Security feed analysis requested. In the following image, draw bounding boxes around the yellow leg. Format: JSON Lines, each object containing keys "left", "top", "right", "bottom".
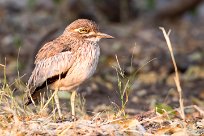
{"left": 54, "top": 88, "right": 62, "bottom": 118}
{"left": 71, "top": 91, "right": 76, "bottom": 116}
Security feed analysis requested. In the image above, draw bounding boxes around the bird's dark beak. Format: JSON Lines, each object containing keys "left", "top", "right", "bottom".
{"left": 96, "top": 32, "right": 114, "bottom": 39}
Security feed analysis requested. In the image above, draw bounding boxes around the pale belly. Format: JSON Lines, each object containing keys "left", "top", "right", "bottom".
{"left": 50, "top": 45, "right": 100, "bottom": 91}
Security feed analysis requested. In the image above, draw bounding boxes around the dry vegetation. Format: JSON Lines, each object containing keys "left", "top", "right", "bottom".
{"left": 0, "top": 28, "right": 203, "bottom": 136}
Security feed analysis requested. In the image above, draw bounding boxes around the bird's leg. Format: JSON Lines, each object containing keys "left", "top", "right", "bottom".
{"left": 54, "top": 88, "right": 62, "bottom": 118}
{"left": 71, "top": 90, "right": 77, "bottom": 117}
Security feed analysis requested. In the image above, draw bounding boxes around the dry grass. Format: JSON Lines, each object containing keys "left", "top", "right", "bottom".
{"left": 159, "top": 27, "right": 185, "bottom": 120}
{"left": 0, "top": 28, "right": 204, "bottom": 135}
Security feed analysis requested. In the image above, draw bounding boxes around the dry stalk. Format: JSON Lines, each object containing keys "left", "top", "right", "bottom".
{"left": 159, "top": 27, "right": 185, "bottom": 120}
{"left": 0, "top": 64, "right": 5, "bottom": 67}
{"left": 41, "top": 89, "right": 58, "bottom": 111}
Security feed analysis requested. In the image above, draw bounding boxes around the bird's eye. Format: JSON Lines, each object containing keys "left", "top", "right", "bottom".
{"left": 78, "top": 28, "right": 89, "bottom": 34}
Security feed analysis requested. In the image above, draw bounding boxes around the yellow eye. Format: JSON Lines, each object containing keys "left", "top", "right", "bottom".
{"left": 78, "top": 28, "right": 89, "bottom": 34}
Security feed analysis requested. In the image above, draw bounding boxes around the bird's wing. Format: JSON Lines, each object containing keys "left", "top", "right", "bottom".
{"left": 25, "top": 36, "right": 76, "bottom": 104}
{"left": 35, "top": 36, "right": 72, "bottom": 64}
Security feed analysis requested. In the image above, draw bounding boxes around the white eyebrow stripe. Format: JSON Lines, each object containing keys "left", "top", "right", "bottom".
{"left": 74, "top": 28, "right": 80, "bottom": 32}
{"left": 88, "top": 32, "right": 95, "bottom": 35}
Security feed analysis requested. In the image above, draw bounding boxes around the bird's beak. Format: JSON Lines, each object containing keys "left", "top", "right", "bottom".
{"left": 96, "top": 32, "right": 114, "bottom": 39}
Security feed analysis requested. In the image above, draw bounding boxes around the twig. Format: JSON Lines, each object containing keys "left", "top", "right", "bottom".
{"left": 41, "top": 89, "right": 58, "bottom": 111}
{"left": 0, "top": 64, "right": 5, "bottom": 67}
{"left": 192, "top": 105, "right": 204, "bottom": 117}
{"left": 159, "top": 27, "right": 185, "bottom": 120}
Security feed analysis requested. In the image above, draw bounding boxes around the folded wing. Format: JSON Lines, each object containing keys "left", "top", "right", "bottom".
{"left": 25, "top": 36, "right": 75, "bottom": 105}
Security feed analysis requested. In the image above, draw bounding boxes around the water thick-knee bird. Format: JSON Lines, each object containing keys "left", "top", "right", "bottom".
{"left": 25, "top": 19, "right": 114, "bottom": 117}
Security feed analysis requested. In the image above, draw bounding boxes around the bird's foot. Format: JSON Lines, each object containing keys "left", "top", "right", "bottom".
{"left": 71, "top": 115, "right": 78, "bottom": 121}
{"left": 55, "top": 114, "right": 66, "bottom": 122}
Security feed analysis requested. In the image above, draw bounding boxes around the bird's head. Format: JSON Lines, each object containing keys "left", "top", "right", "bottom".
{"left": 64, "top": 19, "right": 114, "bottom": 42}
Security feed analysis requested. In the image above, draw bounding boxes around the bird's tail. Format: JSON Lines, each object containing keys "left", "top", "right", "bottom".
{"left": 24, "top": 85, "right": 39, "bottom": 105}
{"left": 24, "top": 87, "right": 34, "bottom": 105}
{"left": 24, "top": 98, "right": 32, "bottom": 105}
{"left": 24, "top": 74, "right": 39, "bottom": 105}
{"left": 24, "top": 85, "right": 46, "bottom": 106}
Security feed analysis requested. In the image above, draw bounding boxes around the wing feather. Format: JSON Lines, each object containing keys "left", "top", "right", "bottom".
{"left": 25, "top": 36, "right": 76, "bottom": 104}
{"left": 28, "top": 51, "right": 72, "bottom": 89}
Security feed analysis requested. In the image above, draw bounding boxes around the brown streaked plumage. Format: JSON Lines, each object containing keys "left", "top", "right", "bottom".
{"left": 25, "top": 19, "right": 113, "bottom": 117}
